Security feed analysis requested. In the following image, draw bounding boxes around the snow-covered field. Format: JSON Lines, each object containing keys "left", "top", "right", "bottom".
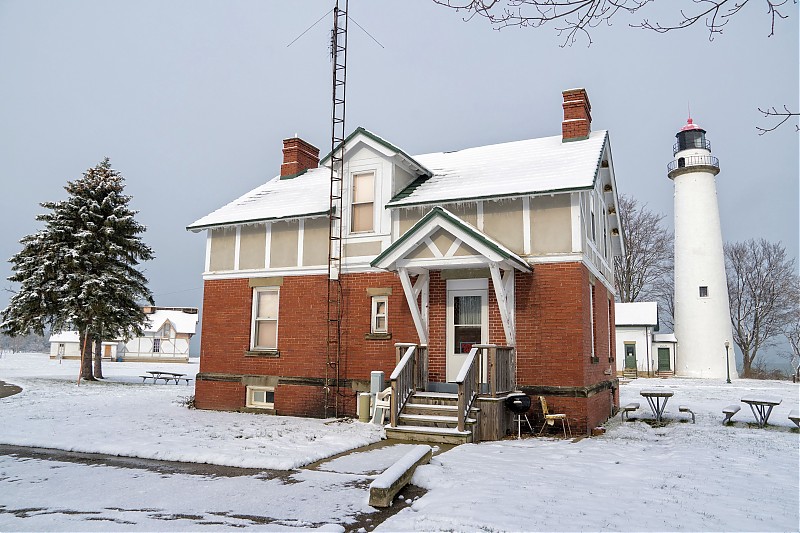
{"left": 1, "top": 352, "right": 798, "bottom": 531}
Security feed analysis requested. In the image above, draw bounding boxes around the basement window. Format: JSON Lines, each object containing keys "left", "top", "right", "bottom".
{"left": 246, "top": 386, "right": 275, "bottom": 409}
{"left": 699, "top": 286, "right": 709, "bottom": 298}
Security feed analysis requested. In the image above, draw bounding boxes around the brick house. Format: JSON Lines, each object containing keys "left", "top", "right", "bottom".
{"left": 188, "top": 88, "right": 625, "bottom": 440}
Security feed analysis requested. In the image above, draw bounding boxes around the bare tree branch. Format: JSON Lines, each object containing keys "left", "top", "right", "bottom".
{"left": 725, "top": 238, "right": 799, "bottom": 377}
{"left": 433, "top": 0, "right": 795, "bottom": 46}
{"left": 756, "top": 105, "right": 800, "bottom": 135}
{"left": 613, "top": 195, "right": 674, "bottom": 328}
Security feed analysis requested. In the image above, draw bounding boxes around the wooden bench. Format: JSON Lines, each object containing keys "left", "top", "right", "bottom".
{"left": 722, "top": 404, "right": 740, "bottom": 425}
{"left": 369, "top": 445, "right": 432, "bottom": 507}
{"left": 620, "top": 402, "right": 639, "bottom": 421}
{"left": 789, "top": 410, "right": 799, "bottom": 429}
{"left": 679, "top": 405, "right": 695, "bottom": 424}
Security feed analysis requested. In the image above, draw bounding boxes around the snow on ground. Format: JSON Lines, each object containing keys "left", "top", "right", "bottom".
{"left": 0, "top": 353, "right": 383, "bottom": 470}
{"left": 378, "top": 378, "right": 800, "bottom": 532}
{"left": 1, "top": 352, "right": 798, "bottom": 531}
{"left": 0, "top": 454, "right": 375, "bottom": 531}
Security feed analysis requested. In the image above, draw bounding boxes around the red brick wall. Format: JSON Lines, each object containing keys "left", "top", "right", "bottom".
{"left": 196, "top": 272, "right": 418, "bottom": 415}
{"left": 196, "top": 261, "right": 618, "bottom": 432}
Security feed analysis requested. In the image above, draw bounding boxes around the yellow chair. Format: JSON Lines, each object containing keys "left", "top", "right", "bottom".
{"left": 539, "top": 396, "right": 572, "bottom": 438}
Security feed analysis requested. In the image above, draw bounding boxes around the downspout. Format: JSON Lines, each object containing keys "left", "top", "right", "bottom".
{"left": 645, "top": 326, "right": 651, "bottom": 377}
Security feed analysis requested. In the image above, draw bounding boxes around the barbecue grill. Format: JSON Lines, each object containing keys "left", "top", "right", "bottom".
{"left": 505, "top": 393, "right": 533, "bottom": 438}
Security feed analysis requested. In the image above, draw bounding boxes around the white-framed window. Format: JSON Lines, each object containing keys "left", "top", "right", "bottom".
{"left": 153, "top": 338, "right": 161, "bottom": 353}
{"left": 251, "top": 287, "right": 279, "bottom": 350}
{"left": 589, "top": 283, "right": 596, "bottom": 359}
{"left": 351, "top": 171, "right": 375, "bottom": 233}
{"left": 246, "top": 386, "right": 275, "bottom": 409}
{"left": 371, "top": 296, "right": 388, "bottom": 334}
{"left": 161, "top": 321, "right": 172, "bottom": 338}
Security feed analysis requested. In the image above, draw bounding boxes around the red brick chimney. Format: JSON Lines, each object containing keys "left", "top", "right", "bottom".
{"left": 280, "top": 137, "right": 320, "bottom": 178}
{"left": 562, "top": 88, "right": 592, "bottom": 142}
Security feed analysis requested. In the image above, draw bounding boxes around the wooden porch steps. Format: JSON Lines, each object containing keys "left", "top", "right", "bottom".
{"left": 385, "top": 425, "right": 473, "bottom": 445}
{"left": 385, "top": 391, "right": 477, "bottom": 445}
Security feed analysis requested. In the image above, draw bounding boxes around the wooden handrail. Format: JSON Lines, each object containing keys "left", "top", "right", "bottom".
{"left": 455, "top": 346, "right": 480, "bottom": 432}
{"left": 474, "top": 344, "right": 516, "bottom": 398}
{"left": 389, "top": 344, "right": 419, "bottom": 428}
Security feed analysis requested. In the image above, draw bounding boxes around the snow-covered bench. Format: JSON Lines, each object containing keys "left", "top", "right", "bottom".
{"left": 369, "top": 445, "right": 431, "bottom": 507}
{"left": 722, "top": 405, "right": 740, "bottom": 425}
{"left": 789, "top": 410, "right": 799, "bottom": 429}
{"left": 620, "top": 403, "right": 639, "bottom": 421}
{"left": 679, "top": 405, "right": 695, "bottom": 424}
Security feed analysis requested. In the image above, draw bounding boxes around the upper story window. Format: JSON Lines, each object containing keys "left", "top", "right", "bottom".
{"left": 699, "top": 286, "right": 709, "bottom": 298}
{"left": 251, "top": 288, "right": 279, "bottom": 350}
{"left": 351, "top": 171, "right": 375, "bottom": 233}
{"left": 161, "top": 321, "right": 172, "bottom": 338}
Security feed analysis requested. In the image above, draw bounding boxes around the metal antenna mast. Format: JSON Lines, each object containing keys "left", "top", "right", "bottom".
{"left": 325, "top": 0, "right": 348, "bottom": 418}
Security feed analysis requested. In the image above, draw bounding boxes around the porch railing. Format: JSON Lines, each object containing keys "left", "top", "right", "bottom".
{"left": 455, "top": 346, "right": 481, "bottom": 432}
{"left": 389, "top": 343, "right": 428, "bottom": 427}
{"left": 484, "top": 345, "right": 516, "bottom": 396}
{"left": 455, "top": 344, "right": 517, "bottom": 431}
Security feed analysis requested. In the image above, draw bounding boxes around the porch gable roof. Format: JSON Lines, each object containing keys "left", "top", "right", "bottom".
{"left": 371, "top": 206, "right": 531, "bottom": 273}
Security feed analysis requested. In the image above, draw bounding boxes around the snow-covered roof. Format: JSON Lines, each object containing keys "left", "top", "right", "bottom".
{"left": 48, "top": 331, "right": 116, "bottom": 344}
{"left": 615, "top": 302, "right": 659, "bottom": 327}
{"left": 186, "top": 168, "right": 332, "bottom": 231}
{"left": 145, "top": 309, "right": 198, "bottom": 335}
{"left": 49, "top": 331, "right": 79, "bottom": 343}
{"left": 188, "top": 129, "right": 609, "bottom": 229}
{"left": 654, "top": 333, "right": 677, "bottom": 343}
{"left": 389, "top": 130, "right": 608, "bottom": 207}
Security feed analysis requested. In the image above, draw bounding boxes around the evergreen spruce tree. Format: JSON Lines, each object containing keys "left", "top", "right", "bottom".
{"left": 1, "top": 158, "right": 154, "bottom": 380}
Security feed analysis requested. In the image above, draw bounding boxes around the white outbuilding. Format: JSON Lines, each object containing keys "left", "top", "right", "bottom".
{"left": 615, "top": 302, "right": 676, "bottom": 378}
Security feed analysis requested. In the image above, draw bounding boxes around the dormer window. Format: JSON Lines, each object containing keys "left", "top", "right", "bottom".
{"left": 351, "top": 171, "right": 375, "bottom": 233}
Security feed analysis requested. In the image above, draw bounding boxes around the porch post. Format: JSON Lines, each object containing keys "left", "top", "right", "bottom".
{"left": 398, "top": 267, "right": 429, "bottom": 345}
{"left": 489, "top": 263, "right": 515, "bottom": 346}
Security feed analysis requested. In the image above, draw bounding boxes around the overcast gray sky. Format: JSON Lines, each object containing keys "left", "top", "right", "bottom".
{"left": 1, "top": 1, "right": 797, "bottom": 363}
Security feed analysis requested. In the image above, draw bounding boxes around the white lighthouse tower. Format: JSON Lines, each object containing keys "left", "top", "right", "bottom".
{"left": 668, "top": 118, "right": 736, "bottom": 379}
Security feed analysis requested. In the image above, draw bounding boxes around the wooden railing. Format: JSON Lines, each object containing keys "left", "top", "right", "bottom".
{"left": 455, "top": 346, "right": 481, "bottom": 432}
{"left": 389, "top": 343, "right": 427, "bottom": 427}
{"left": 484, "top": 345, "right": 516, "bottom": 396}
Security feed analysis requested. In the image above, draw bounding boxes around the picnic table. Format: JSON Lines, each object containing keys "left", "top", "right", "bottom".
{"left": 640, "top": 389, "right": 674, "bottom": 422}
{"left": 740, "top": 395, "right": 782, "bottom": 428}
{"left": 140, "top": 371, "right": 190, "bottom": 385}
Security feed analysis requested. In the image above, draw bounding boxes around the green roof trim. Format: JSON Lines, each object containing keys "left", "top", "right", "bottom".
{"left": 320, "top": 126, "right": 431, "bottom": 175}
{"left": 371, "top": 206, "right": 530, "bottom": 272}
{"left": 186, "top": 210, "right": 330, "bottom": 232}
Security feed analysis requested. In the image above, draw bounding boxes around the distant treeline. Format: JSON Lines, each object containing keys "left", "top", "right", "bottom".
{"left": 0, "top": 332, "right": 49, "bottom": 354}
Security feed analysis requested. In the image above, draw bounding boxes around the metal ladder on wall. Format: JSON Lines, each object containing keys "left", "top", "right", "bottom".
{"left": 325, "top": 0, "right": 348, "bottom": 418}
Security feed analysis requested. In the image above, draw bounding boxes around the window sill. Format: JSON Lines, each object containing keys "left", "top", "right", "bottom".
{"left": 245, "top": 350, "right": 280, "bottom": 358}
{"left": 365, "top": 332, "right": 392, "bottom": 341}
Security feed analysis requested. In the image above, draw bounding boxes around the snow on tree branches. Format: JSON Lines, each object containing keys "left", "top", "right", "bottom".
{"left": 1, "top": 158, "right": 154, "bottom": 380}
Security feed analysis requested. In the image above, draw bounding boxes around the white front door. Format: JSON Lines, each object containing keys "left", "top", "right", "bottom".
{"left": 446, "top": 279, "right": 488, "bottom": 382}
